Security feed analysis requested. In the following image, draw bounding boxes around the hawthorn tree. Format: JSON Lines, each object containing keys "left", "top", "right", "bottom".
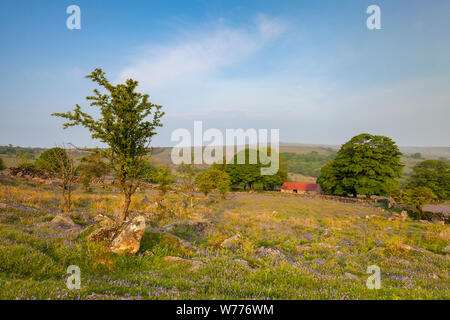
{"left": 317, "top": 133, "right": 403, "bottom": 197}
{"left": 36, "top": 146, "right": 76, "bottom": 213}
{"left": 52, "top": 68, "right": 164, "bottom": 221}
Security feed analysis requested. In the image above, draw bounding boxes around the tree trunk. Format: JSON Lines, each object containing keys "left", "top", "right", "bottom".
{"left": 250, "top": 183, "right": 254, "bottom": 193}
{"left": 66, "top": 184, "right": 72, "bottom": 213}
{"left": 121, "top": 193, "right": 131, "bottom": 221}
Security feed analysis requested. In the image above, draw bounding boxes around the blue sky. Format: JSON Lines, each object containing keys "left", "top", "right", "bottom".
{"left": 0, "top": 0, "right": 449, "bottom": 148}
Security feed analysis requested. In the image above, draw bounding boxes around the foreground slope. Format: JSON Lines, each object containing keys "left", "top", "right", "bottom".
{"left": 0, "top": 176, "right": 448, "bottom": 299}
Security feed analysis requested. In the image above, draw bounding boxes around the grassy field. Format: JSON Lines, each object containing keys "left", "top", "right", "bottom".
{"left": 0, "top": 176, "right": 448, "bottom": 300}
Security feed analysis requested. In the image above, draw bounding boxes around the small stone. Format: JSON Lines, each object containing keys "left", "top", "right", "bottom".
{"left": 220, "top": 234, "right": 242, "bottom": 249}
{"left": 162, "top": 256, "right": 204, "bottom": 272}
{"left": 254, "top": 247, "right": 285, "bottom": 259}
{"left": 443, "top": 244, "right": 450, "bottom": 254}
{"left": 142, "top": 196, "right": 155, "bottom": 205}
{"left": 310, "top": 258, "right": 327, "bottom": 264}
{"left": 344, "top": 272, "right": 358, "bottom": 280}
{"left": 143, "top": 250, "right": 154, "bottom": 256}
{"left": 234, "top": 258, "right": 250, "bottom": 267}
{"left": 50, "top": 214, "right": 76, "bottom": 228}
{"left": 296, "top": 244, "right": 312, "bottom": 254}
{"left": 315, "top": 242, "right": 335, "bottom": 250}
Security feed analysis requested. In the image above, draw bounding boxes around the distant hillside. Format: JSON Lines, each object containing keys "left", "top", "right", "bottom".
{"left": 279, "top": 143, "right": 450, "bottom": 159}
{"left": 1, "top": 144, "right": 448, "bottom": 185}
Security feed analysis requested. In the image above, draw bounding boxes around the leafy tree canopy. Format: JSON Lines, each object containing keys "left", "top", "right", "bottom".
{"left": 195, "top": 168, "right": 230, "bottom": 197}
{"left": 407, "top": 160, "right": 450, "bottom": 200}
{"left": 224, "top": 148, "right": 287, "bottom": 191}
{"left": 317, "top": 133, "right": 403, "bottom": 197}
{"left": 35, "top": 148, "right": 69, "bottom": 174}
{"left": 52, "top": 68, "right": 164, "bottom": 220}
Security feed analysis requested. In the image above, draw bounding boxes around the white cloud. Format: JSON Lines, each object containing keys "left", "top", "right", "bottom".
{"left": 118, "top": 14, "right": 286, "bottom": 90}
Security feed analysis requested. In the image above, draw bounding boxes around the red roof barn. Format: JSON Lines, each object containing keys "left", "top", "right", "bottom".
{"left": 281, "top": 182, "right": 320, "bottom": 194}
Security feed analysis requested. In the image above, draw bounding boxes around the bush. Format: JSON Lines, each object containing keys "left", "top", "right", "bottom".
{"left": 138, "top": 160, "right": 158, "bottom": 183}
{"left": 35, "top": 148, "right": 68, "bottom": 173}
{"left": 0, "top": 158, "right": 5, "bottom": 170}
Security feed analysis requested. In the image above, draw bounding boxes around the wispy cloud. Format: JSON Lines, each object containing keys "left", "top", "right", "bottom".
{"left": 119, "top": 14, "right": 286, "bottom": 89}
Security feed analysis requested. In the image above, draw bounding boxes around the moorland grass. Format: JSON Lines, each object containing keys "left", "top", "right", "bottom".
{"left": 0, "top": 177, "right": 448, "bottom": 300}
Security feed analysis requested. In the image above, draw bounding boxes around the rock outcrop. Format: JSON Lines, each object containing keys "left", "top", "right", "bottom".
{"left": 109, "top": 216, "right": 146, "bottom": 255}
{"left": 162, "top": 219, "right": 215, "bottom": 236}
{"left": 87, "top": 216, "right": 146, "bottom": 255}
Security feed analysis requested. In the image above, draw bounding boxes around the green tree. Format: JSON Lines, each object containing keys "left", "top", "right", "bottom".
{"left": 225, "top": 148, "right": 286, "bottom": 191}
{"left": 194, "top": 168, "right": 230, "bottom": 198}
{"left": 77, "top": 151, "right": 109, "bottom": 192}
{"left": 317, "top": 133, "right": 403, "bottom": 197}
{"left": 35, "top": 148, "right": 69, "bottom": 173}
{"left": 215, "top": 170, "right": 231, "bottom": 199}
{"left": 407, "top": 160, "right": 449, "bottom": 200}
{"left": 316, "top": 160, "right": 345, "bottom": 195}
{"left": 52, "top": 68, "right": 164, "bottom": 221}
{"left": 194, "top": 170, "right": 216, "bottom": 197}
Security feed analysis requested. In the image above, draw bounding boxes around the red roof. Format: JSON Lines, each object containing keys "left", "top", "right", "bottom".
{"left": 281, "top": 182, "right": 320, "bottom": 191}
